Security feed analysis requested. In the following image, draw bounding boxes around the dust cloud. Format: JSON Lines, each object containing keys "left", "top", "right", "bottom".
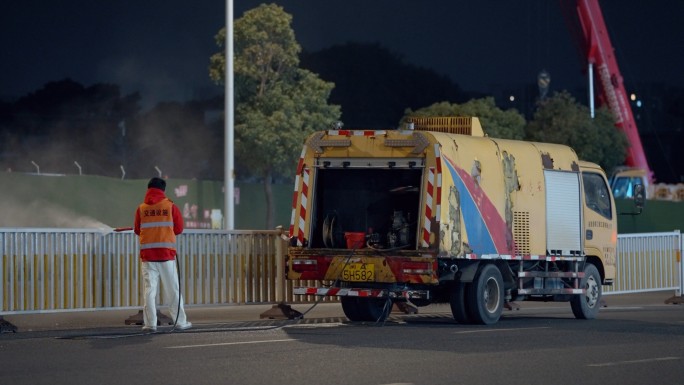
{"left": 0, "top": 199, "right": 112, "bottom": 229}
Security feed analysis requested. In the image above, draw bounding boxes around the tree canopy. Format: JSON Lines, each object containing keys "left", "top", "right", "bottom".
{"left": 210, "top": 4, "right": 340, "bottom": 181}
{"left": 403, "top": 97, "right": 526, "bottom": 139}
{"left": 401, "top": 92, "right": 627, "bottom": 173}
{"left": 525, "top": 91, "right": 627, "bottom": 173}
{"left": 209, "top": 4, "right": 340, "bottom": 227}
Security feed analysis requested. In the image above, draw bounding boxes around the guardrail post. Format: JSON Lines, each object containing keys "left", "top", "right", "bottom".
{"left": 275, "top": 226, "right": 285, "bottom": 303}
{"left": 259, "top": 226, "right": 302, "bottom": 320}
{"left": 681, "top": 232, "right": 684, "bottom": 297}
{"left": 665, "top": 230, "right": 683, "bottom": 304}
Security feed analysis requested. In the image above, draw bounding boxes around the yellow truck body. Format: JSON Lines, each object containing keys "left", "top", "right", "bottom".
{"left": 286, "top": 117, "right": 617, "bottom": 325}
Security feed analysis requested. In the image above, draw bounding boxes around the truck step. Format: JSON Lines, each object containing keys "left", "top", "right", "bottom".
{"left": 466, "top": 254, "right": 585, "bottom": 262}
{"left": 517, "top": 288, "right": 584, "bottom": 295}
{"left": 517, "top": 271, "right": 585, "bottom": 278}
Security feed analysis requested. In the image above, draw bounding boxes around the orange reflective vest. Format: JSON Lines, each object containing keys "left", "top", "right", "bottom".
{"left": 138, "top": 199, "right": 176, "bottom": 251}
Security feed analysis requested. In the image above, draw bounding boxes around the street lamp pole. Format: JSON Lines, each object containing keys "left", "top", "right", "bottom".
{"left": 225, "top": 0, "right": 235, "bottom": 229}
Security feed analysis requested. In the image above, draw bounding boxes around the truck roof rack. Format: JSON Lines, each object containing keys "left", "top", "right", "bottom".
{"left": 406, "top": 116, "right": 485, "bottom": 137}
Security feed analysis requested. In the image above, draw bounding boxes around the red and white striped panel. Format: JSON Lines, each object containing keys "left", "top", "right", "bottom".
{"left": 327, "top": 130, "right": 387, "bottom": 137}
{"left": 289, "top": 148, "right": 307, "bottom": 239}
{"left": 434, "top": 144, "right": 442, "bottom": 223}
{"left": 421, "top": 145, "right": 442, "bottom": 248}
{"left": 422, "top": 166, "right": 435, "bottom": 248}
{"left": 295, "top": 169, "right": 310, "bottom": 246}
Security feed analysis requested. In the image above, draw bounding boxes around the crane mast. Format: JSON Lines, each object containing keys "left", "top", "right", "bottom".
{"left": 569, "top": 0, "right": 653, "bottom": 182}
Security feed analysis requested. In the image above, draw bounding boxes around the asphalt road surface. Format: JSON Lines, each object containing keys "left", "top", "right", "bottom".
{"left": 2, "top": 299, "right": 684, "bottom": 385}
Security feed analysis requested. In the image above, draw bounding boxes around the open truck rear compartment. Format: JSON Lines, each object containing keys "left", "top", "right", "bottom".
{"left": 311, "top": 163, "right": 423, "bottom": 251}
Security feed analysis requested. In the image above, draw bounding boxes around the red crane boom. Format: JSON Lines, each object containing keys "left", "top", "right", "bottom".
{"left": 565, "top": 0, "right": 653, "bottom": 182}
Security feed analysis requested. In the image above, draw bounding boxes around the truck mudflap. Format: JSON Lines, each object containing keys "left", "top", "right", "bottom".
{"left": 293, "top": 287, "right": 431, "bottom": 300}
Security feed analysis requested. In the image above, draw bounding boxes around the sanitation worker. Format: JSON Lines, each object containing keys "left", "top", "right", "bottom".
{"left": 134, "top": 177, "right": 192, "bottom": 332}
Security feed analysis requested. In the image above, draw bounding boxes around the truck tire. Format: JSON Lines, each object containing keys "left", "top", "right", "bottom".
{"left": 341, "top": 297, "right": 363, "bottom": 322}
{"left": 571, "top": 263, "right": 601, "bottom": 320}
{"left": 341, "top": 297, "right": 391, "bottom": 322}
{"left": 467, "top": 264, "right": 504, "bottom": 325}
{"left": 361, "top": 298, "right": 392, "bottom": 322}
{"left": 449, "top": 282, "right": 472, "bottom": 324}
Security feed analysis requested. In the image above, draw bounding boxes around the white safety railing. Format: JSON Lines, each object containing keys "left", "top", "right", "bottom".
{"left": 0, "top": 228, "right": 301, "bottom": 314}
{"left": 1, "top": 229, "right": 682, "bottom": 314}
{"left": 604, "top": 230, "right": 682, "bottom": 295}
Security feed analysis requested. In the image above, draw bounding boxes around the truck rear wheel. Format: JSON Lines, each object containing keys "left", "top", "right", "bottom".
{"left": 571, "top": 263, "right": 601, "bottom": 320}
{"left": 467, "top": 264, "right": 504, "bottom": 325}
{"left": 449, "top": 282, "right": 472, "bottom": 324}
{"left": 362, "top": 298, "right": 391, "bottom": 322}
{"left": 341, "top": 297, "right": 363, "bottom": 322}
{"left": 341, "top": 297, "right": 391, "bottom": 322}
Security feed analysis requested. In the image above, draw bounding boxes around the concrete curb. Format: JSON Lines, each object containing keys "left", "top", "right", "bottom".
{"left": 1, "top": 291, "right": 678, "bottom": 333}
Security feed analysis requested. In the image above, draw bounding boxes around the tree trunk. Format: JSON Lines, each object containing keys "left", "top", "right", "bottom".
{"left": 263, "top": 169, "right": 274, "bottom": 229}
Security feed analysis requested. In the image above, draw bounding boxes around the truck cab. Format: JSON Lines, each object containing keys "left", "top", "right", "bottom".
{"left": 610, "top": 168, "right": 648, "bottom": 199}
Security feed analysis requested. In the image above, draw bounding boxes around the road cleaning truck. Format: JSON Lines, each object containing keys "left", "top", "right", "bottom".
{"left": 286, "top": 117, "right": 618, "bottom": 325}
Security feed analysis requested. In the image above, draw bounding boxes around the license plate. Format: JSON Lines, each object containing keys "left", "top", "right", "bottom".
{"left": 342, "top": 263, "right": 375, "bottom": 282}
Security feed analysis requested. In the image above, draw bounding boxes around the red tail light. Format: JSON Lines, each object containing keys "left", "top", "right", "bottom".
{"left": 401, "top": 261, "right": 432, "bottom": 275}
{"left": 292, "top": 259, "right": 318, "bottom": 272}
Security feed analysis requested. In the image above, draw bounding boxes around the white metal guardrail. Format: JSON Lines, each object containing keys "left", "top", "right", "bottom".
{"left": 0, "top": 228, "right": 301, "bottom": 314}
{"left": 605, "top": 230, "right": 682, "bottom": 295}
{"left": 1, "top": 229, "right": 682, "bottom": 314}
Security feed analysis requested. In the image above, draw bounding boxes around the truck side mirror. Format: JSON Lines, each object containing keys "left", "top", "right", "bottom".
{"left": 619, "top": 184, "right": 644, "bottom": 216}
{"left": 633, "top": 184, "right": 645, "bottom": 209}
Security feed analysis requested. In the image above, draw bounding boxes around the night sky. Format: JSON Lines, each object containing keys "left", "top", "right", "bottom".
{"left": 2, "top": 0, "right": 684, "bottom": 108}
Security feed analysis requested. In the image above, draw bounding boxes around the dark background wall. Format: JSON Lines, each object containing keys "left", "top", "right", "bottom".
{"left": 0, "top": 172, "right": 292, "bottom": 230}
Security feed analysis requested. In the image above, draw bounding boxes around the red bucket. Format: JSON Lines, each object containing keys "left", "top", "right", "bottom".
{"left": 344, "top": 232, "right": 366, "bottom": 249}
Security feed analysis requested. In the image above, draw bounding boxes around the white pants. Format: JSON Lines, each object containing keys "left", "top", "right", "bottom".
{"left": 142, "top": 260, "right": 188, "bottom": 328}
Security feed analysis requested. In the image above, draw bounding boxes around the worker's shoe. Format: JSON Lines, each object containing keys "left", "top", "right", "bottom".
{"left": 142, "top": 325, "right": 157, "bottom": 332}
{"left": 176, "top": 322, "right": 192, "bottom": 330}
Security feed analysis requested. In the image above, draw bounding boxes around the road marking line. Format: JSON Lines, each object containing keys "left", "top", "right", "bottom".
{"left": 588, "top": 357, "right": 680, "bottom": 367}
{"left": 166, "top": 338, "right": 296, "bottom": 349}
{"left": 284, "top": 322, "right": 346, "bottom": 328}
{"left": 198, "top": 326, "right": 280, "bottom": 331}
{"left": 380, "top": 383, "right": 415, "bottom": 385}
{"left": 454, "top": 327, "right": 550, "bottom": 334}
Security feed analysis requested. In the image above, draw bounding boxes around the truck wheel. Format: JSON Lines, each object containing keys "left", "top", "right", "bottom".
{"left": 360, "top": 298, "right": 392, "bottom": 322}
{"left": 449, "top": 282, "right": 472, "bottom": 324}
{"left": 341, "top": 297, "right": 391, "bottom": 322}
{"left": 341, "top": 297, "right": 363, "bottom": 322}
{"left": 467, "top": 264, "right": 504, "bottom": 325}
{"left": 571, "top": 263, "right": 601, "bottom": 320}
